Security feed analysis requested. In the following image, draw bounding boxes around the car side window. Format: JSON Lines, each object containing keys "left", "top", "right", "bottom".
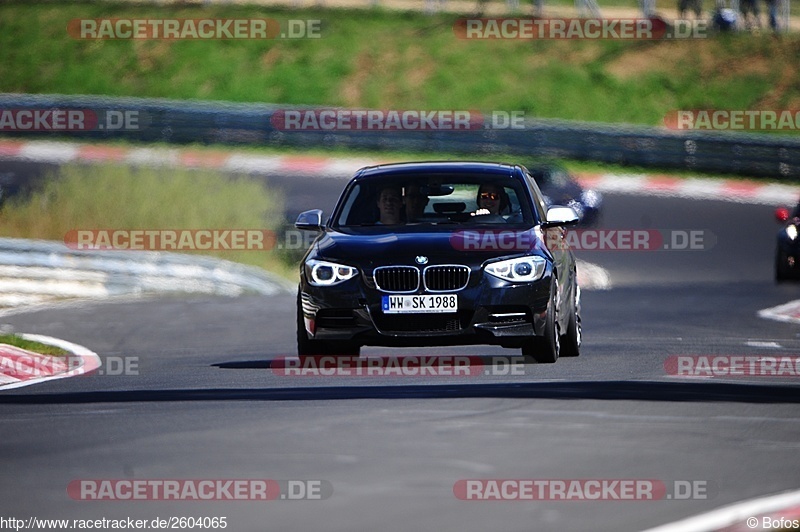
{"left": 525, "top": 173, "right": 548, "bottom": 224}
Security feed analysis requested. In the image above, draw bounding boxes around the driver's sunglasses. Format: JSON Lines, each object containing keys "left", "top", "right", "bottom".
{"left": 479, "top": 192, "right": 500, "bottom": 201}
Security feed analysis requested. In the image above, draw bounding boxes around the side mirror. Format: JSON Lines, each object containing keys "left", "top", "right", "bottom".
{"left": 776, "top": 207, "right": 790, "bottom": 223}
{"left": 542, "top": 205, "right": 580, "bottom": 228}
{"left": 295, "top": 209, "right": 324, "bottom": 231}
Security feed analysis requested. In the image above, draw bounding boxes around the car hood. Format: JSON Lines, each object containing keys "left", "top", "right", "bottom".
{"left": 314, "top": 227, "right": 546, "bottom": 270}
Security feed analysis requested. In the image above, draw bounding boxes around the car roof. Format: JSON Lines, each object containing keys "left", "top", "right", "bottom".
{"left": 353, "top": 161, "right": 523, "bottom": 179}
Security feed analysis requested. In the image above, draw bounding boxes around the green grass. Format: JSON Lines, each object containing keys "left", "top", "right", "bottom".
{"left": 1, "top": 1, "right": 799, "bottom": 130}
{"left": 0, "top": 334, "right": 70, "bottom": 356}
{"left": 0, "top": 163, "right": 294, "bottom": 277}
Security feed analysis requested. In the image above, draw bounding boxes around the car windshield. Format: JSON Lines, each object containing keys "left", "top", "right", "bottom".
{"left": 331, "top": 173, "right": 536, "bottom": 230}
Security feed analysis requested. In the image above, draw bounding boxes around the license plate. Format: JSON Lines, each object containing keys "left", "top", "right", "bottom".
{"left": 382, "top": 295, "right": 458, "bottom": 314}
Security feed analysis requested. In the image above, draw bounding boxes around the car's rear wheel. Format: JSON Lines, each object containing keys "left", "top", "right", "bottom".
{"left": 297, "top": 296, "right": 360, "bottom": 358}
{"left": 560, "top": 288, "right": 581, "bottom": 357}
{"left": 522, "top": 286, "right": 560, "bottom": 363}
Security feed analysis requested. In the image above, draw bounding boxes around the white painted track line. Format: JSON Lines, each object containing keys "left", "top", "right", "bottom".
{"left": 641, "top": 488, "right": 800, "bottom": 532}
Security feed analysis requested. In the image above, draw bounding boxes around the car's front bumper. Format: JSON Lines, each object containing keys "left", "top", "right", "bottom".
{"left": 300, "top": 269, "right": 553, "bottom": 348}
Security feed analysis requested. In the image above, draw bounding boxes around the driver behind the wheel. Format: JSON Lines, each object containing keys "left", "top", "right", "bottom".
{"left": 472, "top": 184, "right": 511, "bottom": 220}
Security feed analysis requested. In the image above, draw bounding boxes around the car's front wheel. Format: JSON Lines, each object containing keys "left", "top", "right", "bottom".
{"left": 522, "top": 285, "right": 560, "bottom": 363}
{"left": 560, "top": 287, "right": 581, "bottom": 357}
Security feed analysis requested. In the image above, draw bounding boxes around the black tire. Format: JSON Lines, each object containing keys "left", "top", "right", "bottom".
{"left": 560, "top": 290, "right": 581, "bottom": 358}
{"left": 297, "top": 295, "right": 360, "bottom": 358}
{"left": 776, "top": 250, "right": 790, "bottom": 283}
{"left": 522, "top": 288, "right": 560, "bottom": 364}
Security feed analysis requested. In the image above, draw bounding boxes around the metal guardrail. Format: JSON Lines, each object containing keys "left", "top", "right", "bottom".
{"left": 1, "top": 93, "right": 798, "bottom": 179}
{"left": 0, "top": 237, "right": 292, "bottom": 307}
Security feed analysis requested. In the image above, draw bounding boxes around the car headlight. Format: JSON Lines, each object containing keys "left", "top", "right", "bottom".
{"left": 305, "top": 259, "right": 358, "bottom": 286}
{"left": 787, "top": 225, "right": 798, "bottom": 241}
{"left": 580, "top": 189, "right": 602, "bottom": 208}
{"left": 485, "top": 256, "right": 546, "bottom": 283}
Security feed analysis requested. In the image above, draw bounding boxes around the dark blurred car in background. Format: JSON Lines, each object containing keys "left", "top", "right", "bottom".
{"left": 527, "top": 164, "right": 603, "bottom": 227}
{"left": 775, "top": 201, "right": 800, "bottom": 281}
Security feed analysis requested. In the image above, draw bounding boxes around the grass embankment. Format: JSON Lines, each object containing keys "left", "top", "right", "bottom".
{"left": 0, "top": 164, "right": 293, "bottom": 277}
{"left": 0, "top": 334, "right": 70, "bottom": 356}
{"left": 1, "top": 2, "right": 799, "bottom": 129}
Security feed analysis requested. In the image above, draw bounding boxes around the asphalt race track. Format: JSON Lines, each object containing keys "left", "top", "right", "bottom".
{"left": 1, "top": 162, "right": 799, "bottom": 532}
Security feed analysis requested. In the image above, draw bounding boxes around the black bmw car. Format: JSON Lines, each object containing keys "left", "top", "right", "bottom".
{"left": 295, "top": 161, "right": 581, "bottom": 363}
{"left": 775, "top": 201, "right": 800, "bottom": 281}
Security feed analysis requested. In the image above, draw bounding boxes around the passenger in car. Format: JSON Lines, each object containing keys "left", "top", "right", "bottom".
{"left": 376, "top": 186, "right": 404, "bottom": 225}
